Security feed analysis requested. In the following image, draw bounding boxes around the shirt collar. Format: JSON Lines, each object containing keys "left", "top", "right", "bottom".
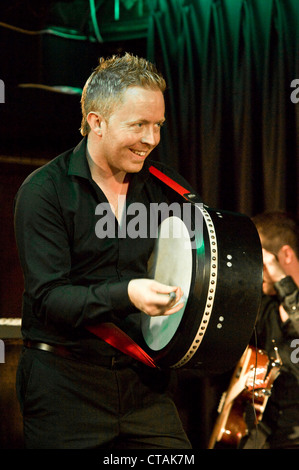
{"left": 68, "top": 137, "right": 92, "bottom": 180}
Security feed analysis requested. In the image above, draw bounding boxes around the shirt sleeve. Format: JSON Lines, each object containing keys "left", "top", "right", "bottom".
{"left": 14, "top": 179, "right": 135, "bottom": 331}
{"left": 274, "top": 276, "right": 299, "bottom": 335}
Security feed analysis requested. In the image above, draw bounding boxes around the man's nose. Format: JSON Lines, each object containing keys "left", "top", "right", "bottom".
{"left": 141, "top": 127, "right": 160, "bottom": 146}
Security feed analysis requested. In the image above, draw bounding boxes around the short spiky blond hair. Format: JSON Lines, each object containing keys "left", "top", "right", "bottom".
{"left": 80, "top": 52, "right": 166, "bottom": 136}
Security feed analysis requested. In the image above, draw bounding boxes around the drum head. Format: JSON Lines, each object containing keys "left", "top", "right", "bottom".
{"left": 141, "top": 216, "right": 193, "bottom": 350}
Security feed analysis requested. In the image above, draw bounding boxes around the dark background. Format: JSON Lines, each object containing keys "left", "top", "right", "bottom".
{"left": 0, "top": 0, "right": 298, "bottom": 449}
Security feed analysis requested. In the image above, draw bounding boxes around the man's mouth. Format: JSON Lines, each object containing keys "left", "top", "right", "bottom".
{"left": 130, "top": 149, "right": 147, "bottom": 157}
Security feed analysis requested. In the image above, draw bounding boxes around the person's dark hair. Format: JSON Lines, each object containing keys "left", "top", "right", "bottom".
{"left": 80, "top": 52, "right": 166, "bottom": 136}
{"left": 252, "top": 211, "right": 299, "bottom": 258}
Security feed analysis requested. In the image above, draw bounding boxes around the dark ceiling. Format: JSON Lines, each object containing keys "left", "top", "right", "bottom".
{"left": 0, "top": 0, "right": 150, "bottom": 158}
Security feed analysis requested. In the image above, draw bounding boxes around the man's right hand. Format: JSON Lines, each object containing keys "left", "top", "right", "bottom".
{"left": 128, "top": 278, "right": 184, "bottom": 317}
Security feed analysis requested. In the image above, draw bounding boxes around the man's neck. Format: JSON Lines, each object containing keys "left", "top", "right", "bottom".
{"left": 86, "top": 136, "right": 127, "bottom": 190}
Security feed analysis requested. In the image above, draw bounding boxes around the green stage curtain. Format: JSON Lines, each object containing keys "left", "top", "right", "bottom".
{"left": 147, "top": 0, "right": 299, "bottom": 216}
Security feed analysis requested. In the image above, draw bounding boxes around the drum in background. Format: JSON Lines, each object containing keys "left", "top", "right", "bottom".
{"left": 141, "top": 203, "right": 263, "bottom": 373}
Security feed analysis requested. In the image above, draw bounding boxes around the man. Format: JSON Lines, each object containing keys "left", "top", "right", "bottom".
{"left": 244, "top": 211, "right": 299, "bottom": 448}
{"left": 14, "top": 53, "right": 193, "bottom": 449}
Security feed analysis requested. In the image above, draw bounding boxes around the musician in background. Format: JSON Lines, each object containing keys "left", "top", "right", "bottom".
{"left": 244, "top": 211, "right": 299, "bottom": 448}
{"left": 14, "top": 53, "right": 193, "bottom": 449}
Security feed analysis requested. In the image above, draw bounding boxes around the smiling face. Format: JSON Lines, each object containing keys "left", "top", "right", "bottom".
{"left": 95, "top": 86, "right": 165, "bottom": 174}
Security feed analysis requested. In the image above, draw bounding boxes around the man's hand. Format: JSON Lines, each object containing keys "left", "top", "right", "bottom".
{"left": 128, "top": 278, "right": 184, "bottom": 317}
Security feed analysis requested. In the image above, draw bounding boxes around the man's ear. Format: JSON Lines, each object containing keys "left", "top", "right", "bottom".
{"left": 87, "top": 112, "right": 105, "bottom": 136}
{"left": 278, "top": 245, "right": 295, "bottom": 266}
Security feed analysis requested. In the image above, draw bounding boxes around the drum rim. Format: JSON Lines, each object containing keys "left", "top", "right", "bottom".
{"left": 141, "top": 203, "right": 219, "bottom": 368}
{"left": 170, "top": 205, "right": 218, "bottom": 368}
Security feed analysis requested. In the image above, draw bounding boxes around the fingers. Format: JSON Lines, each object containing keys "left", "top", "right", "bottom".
{"left": 151, "top": 283, "right": 182, "bottom": 302}
{"left": 150, "top": 284, "right": 184, "bottom": 311}
{"left": 162, "top": 301, "right": 185, "bottom": 316}
{"left": 128, "top": 278, "right": 185, "bottom": 317}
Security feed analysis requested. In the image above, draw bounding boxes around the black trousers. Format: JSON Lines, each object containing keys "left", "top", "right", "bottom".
{"left": 16, "top": 347, "right": 191, "bottom": 449}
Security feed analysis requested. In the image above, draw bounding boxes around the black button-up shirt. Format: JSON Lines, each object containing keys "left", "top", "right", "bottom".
{"left": 14, "top": 138, "right": 194, "bottom": 362}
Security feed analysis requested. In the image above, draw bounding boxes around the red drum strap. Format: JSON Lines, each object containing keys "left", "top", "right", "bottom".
{"left": 148, "top": 165, "right": 191, "bottom": 200}
{"left": 86, "top": 323, "right": 157, "bottom": 368}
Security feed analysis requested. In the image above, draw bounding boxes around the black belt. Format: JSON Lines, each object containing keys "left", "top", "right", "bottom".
{"left": 24, "top": 340, "right": 74, "bottom": 359}
{"left": 23, "top": 340, "right": 136, "bottom": 369}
